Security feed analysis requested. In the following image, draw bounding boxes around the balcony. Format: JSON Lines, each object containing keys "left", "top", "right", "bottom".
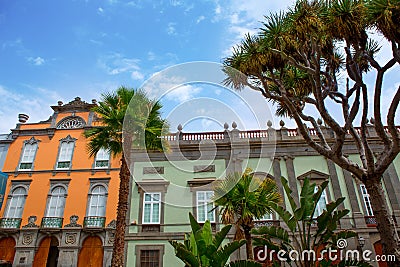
{"left": 41, "top": 217, "right": 63, "bottom": 228}
{"left": 0, "top": 218, "right": 22, "bottom": 229}
{"left": 84, "top": 216, "right": 106, "bottom": 228}
{"left": 254, "top": 220, "right": 280, "bottom": 228}
{"left": 365, "top": 216, "right": 377, "bottom": 227}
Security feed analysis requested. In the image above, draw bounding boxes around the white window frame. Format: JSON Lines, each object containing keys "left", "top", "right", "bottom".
{"left": 4, "top": 187, "right": 27, "bottom": 218}
{"left": 87, "top": 185, "right": 107, "bottom": 217}
{"left": 313, "top": 187, "right": 328, "bottom": 218}
{"left": 57, "top": 141, "right": 74, "bottom": 169}
{"left": 142, "top": 192, "right": 161, "bottom": 224}
{"left": 360, "top": 184, "right": 374, "bottom": 216}
{"left": 95, "top": 148, "right": 110, "bottom": 169}
{"left": 45, "top": 186, "right": 67, "bottom": 218}
{"left": 196, "top": 191, "right": 215, "bottom": 223}
{"left": 19, "top": 143, "right": 38, "bottom": 170}
{"left": 256, "top": 212, "right": 273, "bottom": 221}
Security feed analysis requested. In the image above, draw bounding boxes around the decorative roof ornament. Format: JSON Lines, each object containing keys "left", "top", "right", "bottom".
{"left": 51, "top": 97, "right": 97, "bottom": 113}
{"left": 57, "top": 116, "right": 86, "bottom": 129}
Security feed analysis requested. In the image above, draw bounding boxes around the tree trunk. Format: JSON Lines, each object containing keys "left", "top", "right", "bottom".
{"left": 111, "top": 156, "right": 130, "bottom": 267}
{"left": 243, "top": 226, "right": 254, "bottom": 260}
{"left": 365, "top": 177, "right": 400, "bottom": 265}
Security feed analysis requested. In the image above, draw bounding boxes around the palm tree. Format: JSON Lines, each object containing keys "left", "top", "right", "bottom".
{"left": 223, "top": 0, "right": 400, "bottom": 261}
{"left": 84, "top": 86, "right": 167, "bottom": 267}
{"left": 213, "top": 168, "right": 281, "bottom": 260}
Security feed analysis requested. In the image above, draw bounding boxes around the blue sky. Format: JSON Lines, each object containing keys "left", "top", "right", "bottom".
{"left": 0, "top": 0, "right": 296, "bottom": 132}
{"left": 0, "top": 0, "right": 398, "bottom": 133}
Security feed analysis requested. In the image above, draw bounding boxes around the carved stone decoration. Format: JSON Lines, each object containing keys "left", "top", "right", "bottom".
{"left": 22, "top": 233, "right": 33, "bottom": 245}
{"left": 106, "top": 220, "right": 116, "bottom": 229}
{"left": 22, "top": 216, "right": 38, "bottom": 228}
{"left": 143, "top": 166, "right": 164, "bottom": 174}
{"left": 194, "top": 165, "right": 215, "bottom": 173}
{"left": 108, "top": 232, "right": 115, "bottom": 244}
{"left": 51, "top": 97, "right": 97, "bottom": 113}
{"left": 65, "top": 215, "right": 82, "bottom": 227}
{"left": 24, "top": 137, "right": 40, "bottom": 145}
{"left": 65, "top": 233, "right": 77, "bottom": 245}
{"left": 56, "top": 116, "right": 86, "bottom": 129}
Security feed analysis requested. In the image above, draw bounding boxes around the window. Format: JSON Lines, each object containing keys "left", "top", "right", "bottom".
{"left": 196, "top": 191, "right": 215, "bottom": 223}
{"left": 19, "top": 143, "right": 38, "bottom": 170}
{"left": 56, "top": 116, "right": 86, "bottom": 129}
{"left": 140, "top": 250, "right": 160, "bottom": 267}
{"left": 18, "top": 138, "right": 39, "bottom": 170}
{"left": 257, "top": 213, "right": 273, "bottom": 221}
{"left": 135, "top": 245, "right": 164, "bottom": 267}
{"left": 46, "top": 186, "right": 67, "bottom": 217}
{"left": 95, "top": 148, "right": 110, "bottom": 168}
{"left": 57, "top": 141, "right": 74, "bottom": 169}
{"left": 87, "top": 185, "right": 107, "bottom": 217}
{"left": 360, "top": 184, "right": 374, "bottom": 216}
{"left": 143, "top": 193, "right": 161, "bottom": 224}
{"left": 313, "top": 187, "right": 327, "bottom": 218}
{"left": 4, "top": 187, "right": 27, "bottom": 218}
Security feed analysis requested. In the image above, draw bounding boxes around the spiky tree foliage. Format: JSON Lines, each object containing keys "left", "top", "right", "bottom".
{"left": 223, "top": 0, "right": 400, "bottom": 260}
{"left": 213, "top": 168, "right": 282, "bottom": 260}
{"left": 84, "top": 87, "right": 167, "bottom": 267}
{"left": 253, "top": 177, "right": 370, "bottom": 267}
{"left": 169, "top": 213, "right": 261, "bottom": 267}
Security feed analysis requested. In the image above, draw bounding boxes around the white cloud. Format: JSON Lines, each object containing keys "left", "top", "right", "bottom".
{"left": 196, "top": 15, "right": 205, "bottom": 24}
{"left": 166, "top": 22, "right": 177, "bottom": 35}
{"left": 98, "top": 53, "right": 141, "bottom": 75}
{"left": 217, "top": 0, "right": 295, "bottom": 57}
{"left": 0, "top": 85, "right": 62, "bottom": 133}
{"left": 147, "top": 51, "right": 156, "bottom": 61}
{"left": 170, "top": 0, "right": 182, "bottom": 7}
{"left": 131, "top": 70, "right": 144, "bottom": 81}
{"left": 97, "top": 7, "right": 104, "bottom": 14}
{"left": 215, "top": 4, "right": 221, "bottom": 15}
{"left": 165, "top": 84, "right": 202, "bottom": 103}
{"left": 28, "top": 56, "right": 45, "bottom": 66}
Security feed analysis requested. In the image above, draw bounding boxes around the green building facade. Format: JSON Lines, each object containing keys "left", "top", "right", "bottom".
{"left": 125, "top": 123, "right": 400, "bottom": 267}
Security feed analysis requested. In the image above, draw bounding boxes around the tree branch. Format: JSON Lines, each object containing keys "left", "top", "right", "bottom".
{"left": 373, "top": 70, "right": 391, "bottom": 148}
{"left": 360, "top": 84, "right": 375, "bottom": 172}
{"left": 387, "top": 86, "right": 400, "bottom": 149}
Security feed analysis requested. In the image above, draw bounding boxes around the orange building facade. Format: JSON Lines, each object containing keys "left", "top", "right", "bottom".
{"left": 0, "top": 97, "right": 120, "bottom": 266}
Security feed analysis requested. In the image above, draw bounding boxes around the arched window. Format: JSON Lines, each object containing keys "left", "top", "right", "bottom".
{"left": 46, "top": 186, "right": 67, "bottom": 217}
{"left": 5, "top": 187, "right": 27, "bottom": 218}
{"left": 56, "top": 117, "right": 86, "bottom": 129}
{"left": 87, "top": 185, "right": 107, "bottom": 217}
{"left": 56, "top": 135, "right": 76, "bottom": 169}
{"left": 95, "top": 148, "right": 110, "bottom": 168}
{"left": 19, "top": 143, "right": 38, "bottom": 170}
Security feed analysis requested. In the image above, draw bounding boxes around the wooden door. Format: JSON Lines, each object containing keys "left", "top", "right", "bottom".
{"left": 77, "top": 236, "right": 103, "bottom": 267}
{"left": 0, "top": 237, "right": 16, "bottom": 264}
{"left": 374, "top": 241, "right": 388, "bottom": 267}
{"left": 33, "top": 237, "right": 51, "bottom": 267}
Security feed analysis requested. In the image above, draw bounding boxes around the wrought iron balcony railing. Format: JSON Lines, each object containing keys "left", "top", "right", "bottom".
{"left": 0, "top": 218, "right": 22, "bottom": 229}
{"left": 254, "top": 220, "right": 280, "bottom": 228}
{"left": 84, "top": 216, "right": 106, "bottom": 228}
{"left": 41, "top": 217, "right": 63, "bottom": 228}
{"left": 365, "top": 216, "right": 377, "bottom": 226}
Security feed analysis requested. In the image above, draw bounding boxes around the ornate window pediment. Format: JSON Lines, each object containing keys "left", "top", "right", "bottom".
{"left": 24, "top": 137, "right": 40, "bottom": 145}
{"left": 56, "top": 116, "right": 86, "bottom": 129}
{"left": 297, "top": 169, "right": 329, "bottom": 183}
